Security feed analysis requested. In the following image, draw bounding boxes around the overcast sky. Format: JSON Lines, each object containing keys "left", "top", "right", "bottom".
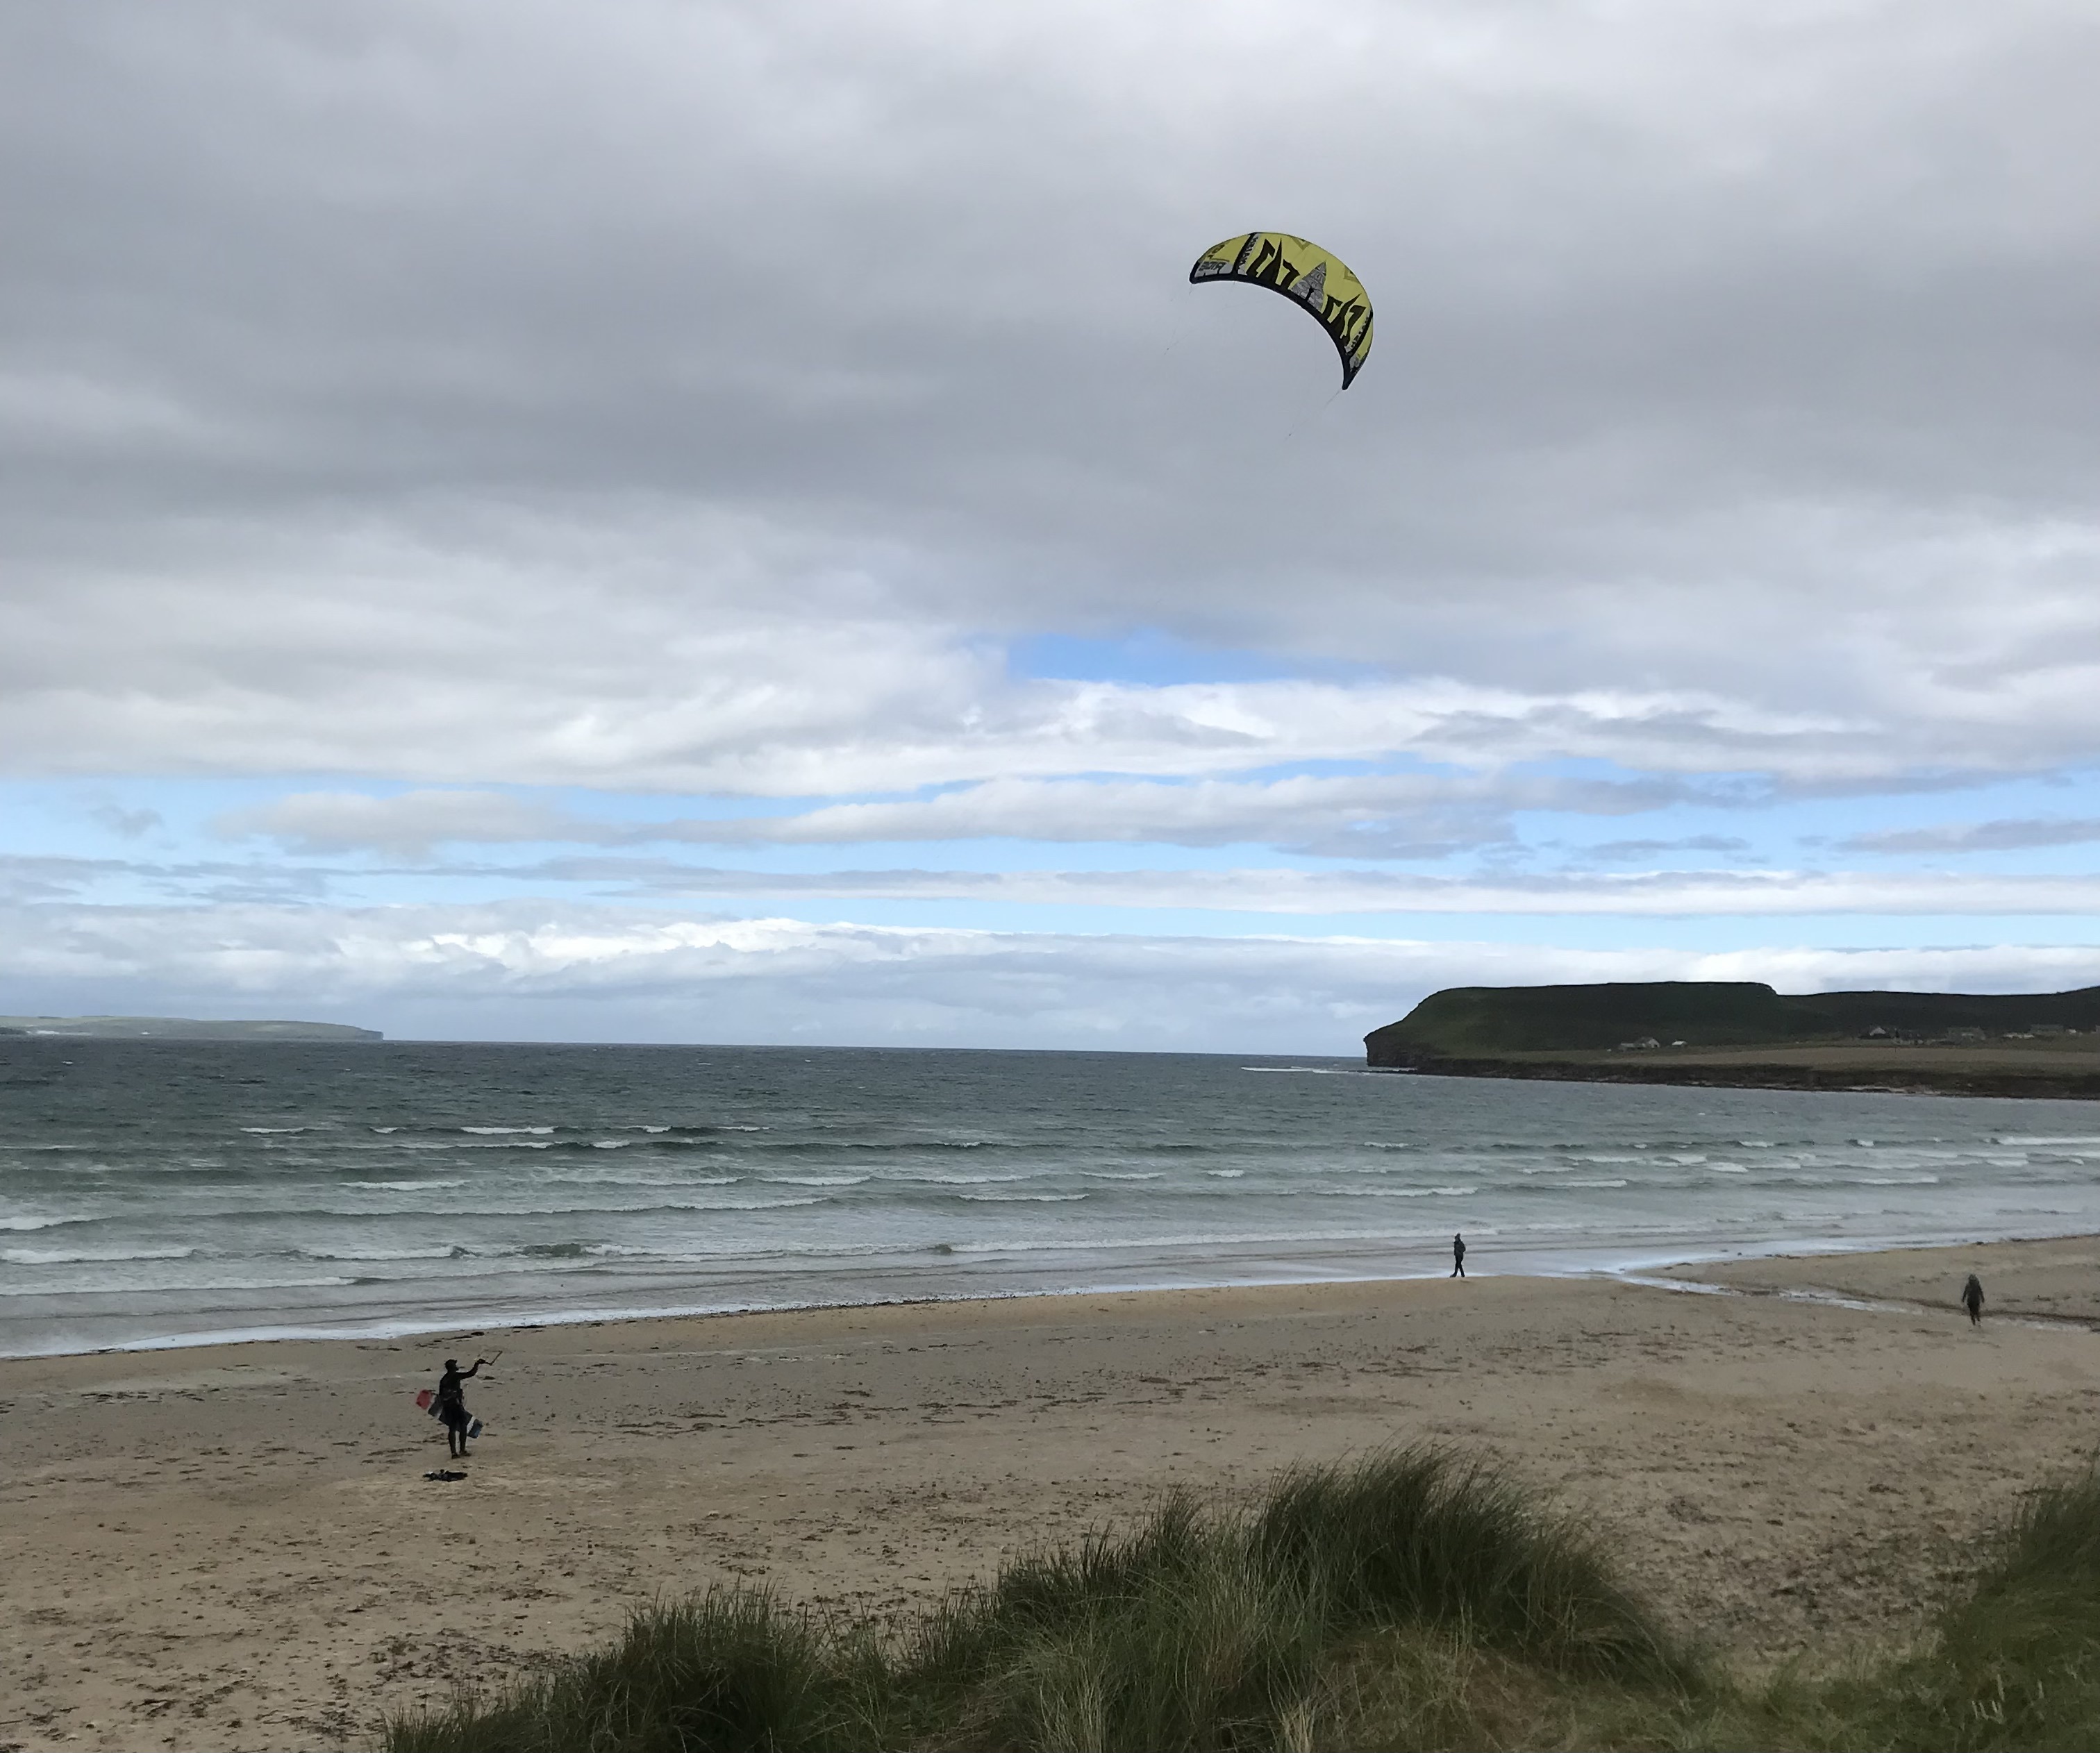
{"left": 4, "top": 0, "right": 2099, "bottom": 1049}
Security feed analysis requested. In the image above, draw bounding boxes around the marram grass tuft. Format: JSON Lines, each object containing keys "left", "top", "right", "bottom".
{"left": 386, "top": 1450, "right": 2100, "bottom": 1752}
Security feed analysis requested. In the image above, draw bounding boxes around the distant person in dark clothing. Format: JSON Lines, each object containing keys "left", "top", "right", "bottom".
{"left": 436, "top": 1356, "right": 488, "bottom": 1459}
{"left": 1451, "top": 1233, "right": 1467, "bottom": 1279}
{"left": 1961, "top": 1274, "right": 1984, "bottom": 1327}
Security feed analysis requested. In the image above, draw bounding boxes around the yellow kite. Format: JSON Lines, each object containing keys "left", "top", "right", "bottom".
{"left": 1188, "top": 232, "right": 1374, "bottom": 388}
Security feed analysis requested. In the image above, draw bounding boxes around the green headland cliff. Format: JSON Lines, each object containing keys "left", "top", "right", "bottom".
{"left": 1365, "top": 981, "right": 2100, "bottom": 1098}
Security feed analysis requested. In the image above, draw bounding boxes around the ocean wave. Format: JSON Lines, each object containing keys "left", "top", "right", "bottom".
{"left": 1321, "top": 1185, "right": 1476, "bottom": 1198}
{"left": 525, "top": 1173, "right": 738, "bottom": 1189}
{"left": 3, "top": 1244, "right": 196, "bottom": 1265}
{"left": 1082, "top": 1171, "right": 1165, "bottom": 1181}
{"left": 764, "top": 1174, "right": 870, "bottom": 1187}
{"left": 0, "top": 1214, "right": 83, "bottom": 1230}
{"left": 343, "top": 1179, "right": 468, "bottom": 1191}
{"left": 958, "top": 1191, "right": 1088, "bottom": 1202}
{"left": 240, "top": 1126, "right": 310, "bottom": 1135}
{"left": 297, "top": 1244, "right": 468, "bottom": 1261}
{"left": 1206, "top": 1169, "right": 1246, "bottom": 1178}
{"left": 461, "top": 1125, "right": 554, "bottom": 1136}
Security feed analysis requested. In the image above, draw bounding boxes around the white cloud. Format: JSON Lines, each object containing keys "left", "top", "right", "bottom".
{"left": 8, "top": 898, "right": 2099, "bottom": 1051}
{"left": 530, "top": 863, "right": 2100, "bottom": 917}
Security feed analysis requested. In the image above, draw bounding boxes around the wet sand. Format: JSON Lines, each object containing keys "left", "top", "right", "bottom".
{"left": 4, "top": 1242, "right": 2097, "bottom": 1751}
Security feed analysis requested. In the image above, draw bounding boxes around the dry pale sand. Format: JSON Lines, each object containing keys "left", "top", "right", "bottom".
{"left": 4, "top": 1243, "right": 2098, "bottom": 1752}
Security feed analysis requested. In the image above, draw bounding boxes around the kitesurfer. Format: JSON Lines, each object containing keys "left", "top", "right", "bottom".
{"left": 435, "top": 1355, "right": 488, "bottom": 1459}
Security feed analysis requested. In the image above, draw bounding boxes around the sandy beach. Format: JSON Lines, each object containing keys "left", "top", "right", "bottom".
{"left": 5, "top": 1238, "right": 2098, "bottom": 1752}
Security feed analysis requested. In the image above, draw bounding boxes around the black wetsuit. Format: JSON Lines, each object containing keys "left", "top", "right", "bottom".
{"left": 436, "top": 1362, "right": 480, "bottom": 1434}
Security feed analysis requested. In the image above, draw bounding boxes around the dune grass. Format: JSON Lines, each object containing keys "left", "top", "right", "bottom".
{"left": 383, "top": 1451, "right": 2100, "bottom": 1752}
{"left": 384, "top": 1447, "right": 1687, "bottom": 1752}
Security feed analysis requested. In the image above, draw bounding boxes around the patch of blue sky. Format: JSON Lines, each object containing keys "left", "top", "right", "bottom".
{"left": 1006, "top": 628, "right": 1383, "bottom": 687}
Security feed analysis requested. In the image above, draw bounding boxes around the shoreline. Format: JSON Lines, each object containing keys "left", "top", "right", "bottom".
{"left": 8, "top": 1236, "right": 2100, "bottom": 1751}
{"left": 17, "top": 1218, "right": 2100, "bottom": 1362}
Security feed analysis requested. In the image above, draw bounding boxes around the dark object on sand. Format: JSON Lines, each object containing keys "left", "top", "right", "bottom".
{"left": 1962, "top": 1273, "right": 1985, "bottom": 1326}
{"left": 1451, "top": 1233, "right": 1467, "bottom": 1279}
{"left": 424, "top": 1468, "right": 469, "bottom": 1482}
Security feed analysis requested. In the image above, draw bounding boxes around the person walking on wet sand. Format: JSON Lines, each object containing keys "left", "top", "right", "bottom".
{"left": 435, "top": 1356, "right": 488, "bottom": 1459}
{"left": 1451, "top": 1233, "right": 1467, "bottom": 1278}
{"left": 1962, "top": 1273, "right": 1985, "bottom": 1326}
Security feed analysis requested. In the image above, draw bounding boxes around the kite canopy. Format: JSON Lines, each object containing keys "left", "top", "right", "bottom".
{"left": 1188, "top": 233, "right": 1373, "bottom": 388}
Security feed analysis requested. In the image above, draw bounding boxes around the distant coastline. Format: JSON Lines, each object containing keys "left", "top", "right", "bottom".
{"left": 0, "top": 1015, "right": 381, "bottom": 1041}
{"left": 1365, "top": 980, "right": 2100, "bottom": 1100}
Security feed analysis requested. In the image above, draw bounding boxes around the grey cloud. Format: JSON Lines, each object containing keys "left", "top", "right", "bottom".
{"left": 0, "top": 855, "right": 124, "bottom": 903}
{"left": 514, "top": 857, "right": 2100, "bottom": 918}
{"left": 90, "top": 804, "right": 164, "bottom": 839}
{"left": 0, "top": 0, "right": 2096, "bottom": 793}
{"left": 217, "top": 771, "right": 1694, "bottom": 860}
{"left": 1844, "top": 817, "right": 2100, "bottom": 854}
{"left": 218, "top": 790, "right": 577, "bottom": 858}
{"left": 0, "top": 850, "right": 335, "bottom": 907}
{"left": 1570, "top": 835, "right": 1753, "bottom": 864}
{"left": 58, "top": 841, "right": 2100, "bottom": 917}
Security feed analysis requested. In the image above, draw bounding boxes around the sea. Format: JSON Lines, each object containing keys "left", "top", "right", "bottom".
{"left": 7, "top": 1037, "right": 2100, "bottom": 1358}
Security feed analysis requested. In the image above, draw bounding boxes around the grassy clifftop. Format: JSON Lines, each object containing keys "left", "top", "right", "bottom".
{"left": 1365, "top": 980, "right": 2100, "bottom": 1064}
